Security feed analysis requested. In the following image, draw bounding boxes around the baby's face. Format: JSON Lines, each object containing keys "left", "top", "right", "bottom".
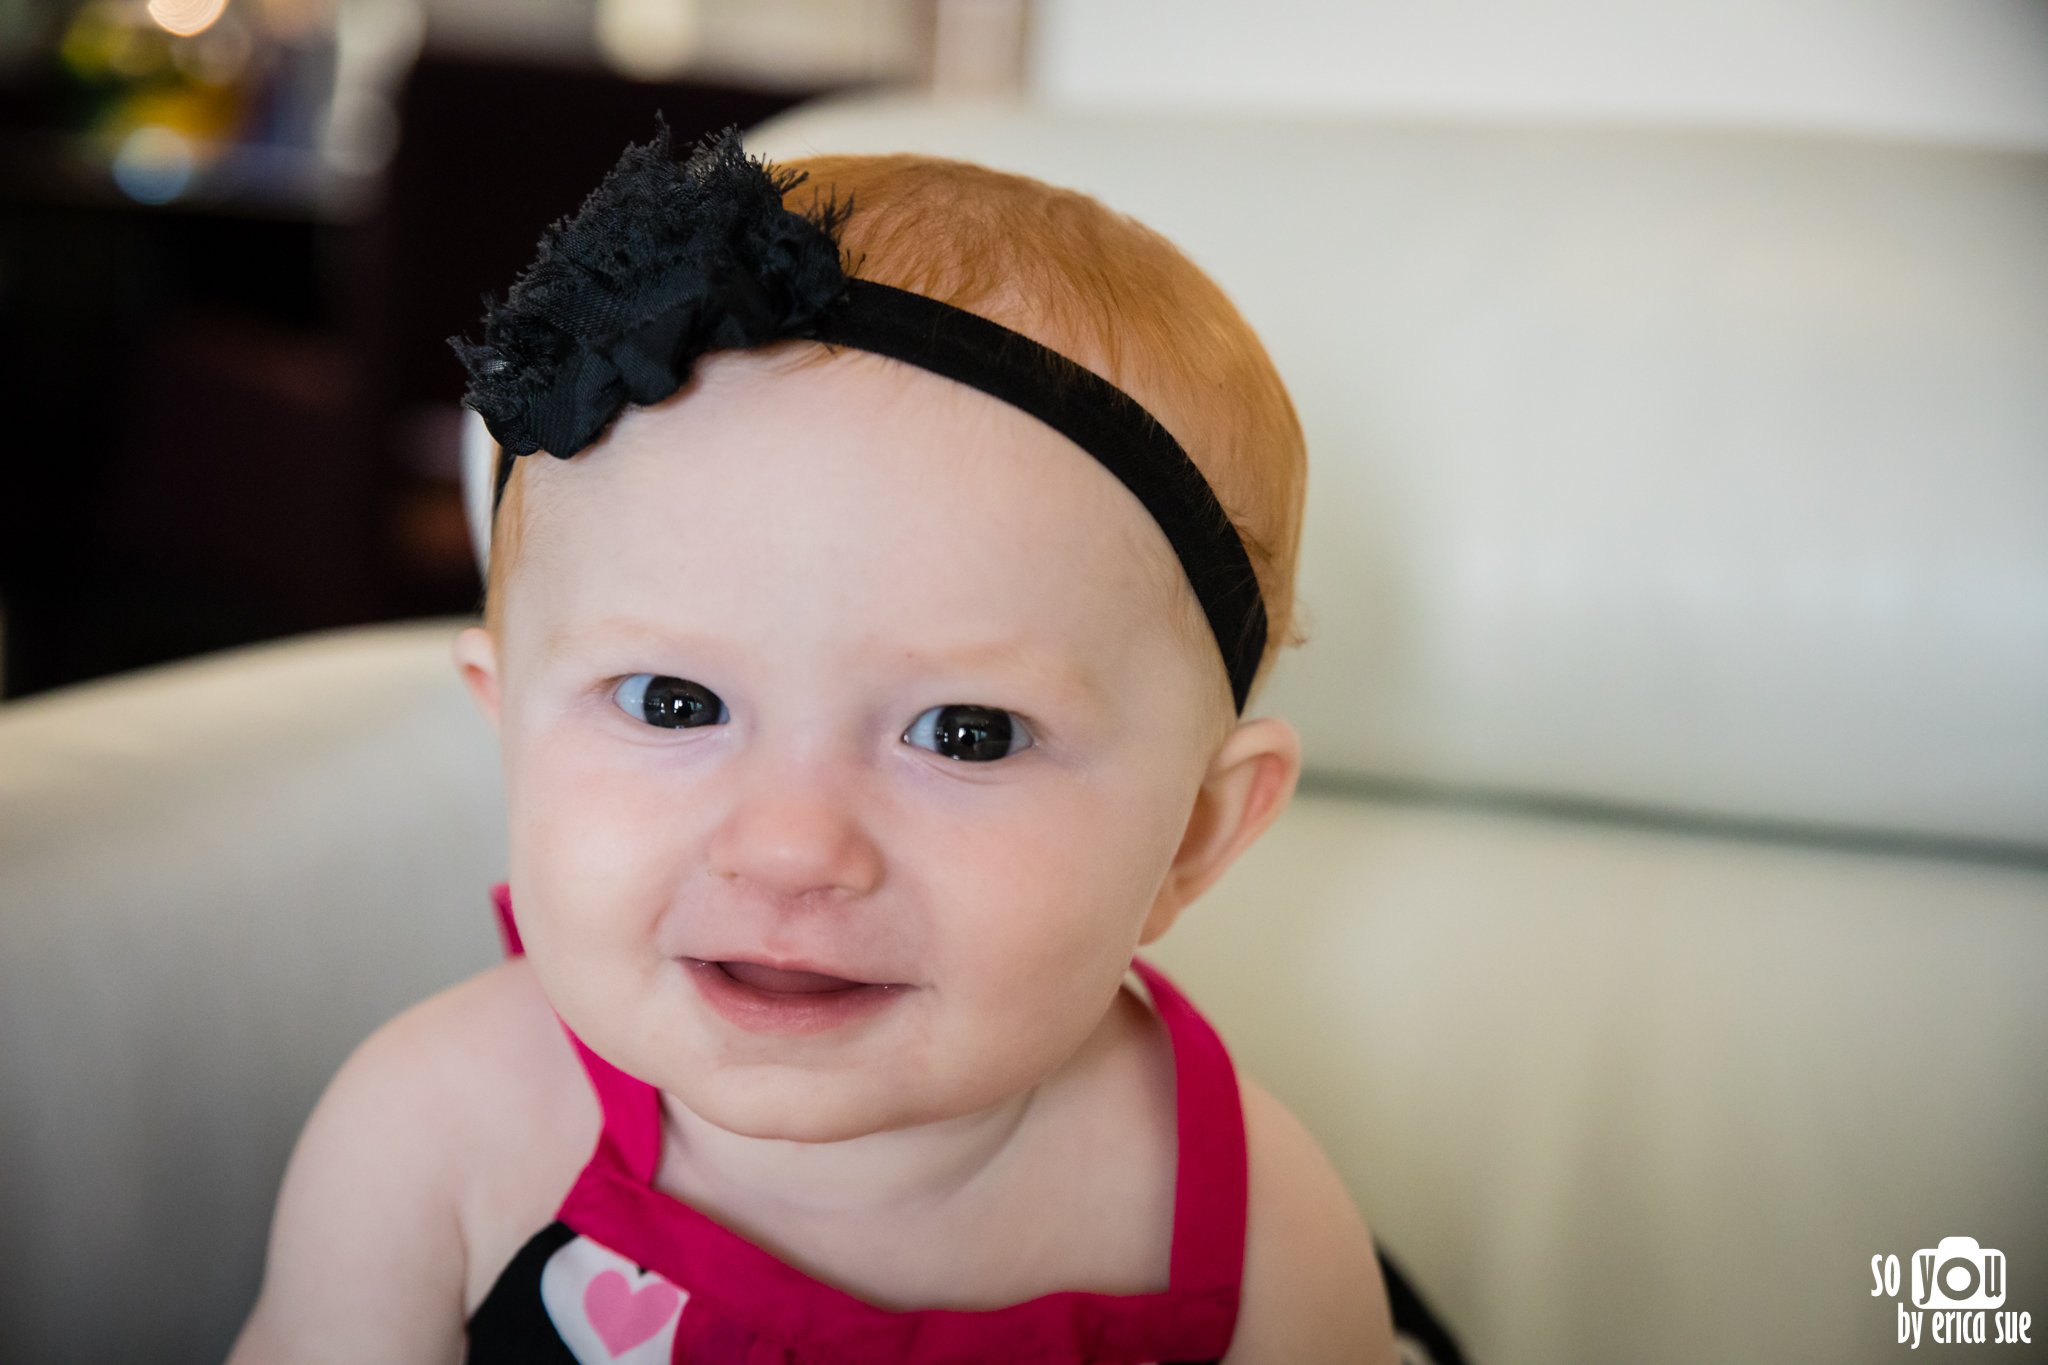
{"left": 477, "top": 348, "right": 1232, "bottom": 1142}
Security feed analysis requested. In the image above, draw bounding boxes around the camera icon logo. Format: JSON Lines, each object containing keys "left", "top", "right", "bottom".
{"left": 1913, "top": 1237, "right": 2006, "bottom": 1310}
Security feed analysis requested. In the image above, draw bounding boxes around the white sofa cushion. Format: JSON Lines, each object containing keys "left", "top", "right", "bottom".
{"left": 0, "top": 623, "right": 503, "bottom": 1364}
{"left": 1149, "top": 796, "right": 2048, "bottom": 1364}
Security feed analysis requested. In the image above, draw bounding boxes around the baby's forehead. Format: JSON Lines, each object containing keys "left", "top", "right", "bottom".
{"left": 512, "top": 349, "right": 1201, "bottom": 644}
{"left": 533, "top": 347, "right": 1175, "bottom": 559}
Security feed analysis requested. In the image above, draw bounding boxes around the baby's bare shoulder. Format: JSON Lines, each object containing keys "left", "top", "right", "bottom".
{"left": 312, "top": 959, "right": 594, "bottom": 1193}
{"left": 228, "top": 961, "right": 596, "bottom": 1365}
{"left": 1226, "top": 1078, "right": 1397, "bottom": 1365}
{"left": 371, "top": 957, "right": 593, "bottom": 1125}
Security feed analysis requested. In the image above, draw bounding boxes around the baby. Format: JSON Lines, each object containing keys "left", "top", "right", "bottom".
{"left": 230, "top": 130, "right": 1396, "bottom": 1364}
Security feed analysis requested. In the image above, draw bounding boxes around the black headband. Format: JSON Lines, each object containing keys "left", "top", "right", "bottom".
{"left": 454, "top": 127, "right": 1267, "bottom": 711}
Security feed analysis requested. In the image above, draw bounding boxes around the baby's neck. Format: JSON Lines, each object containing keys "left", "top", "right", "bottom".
{"left": 655, "top": 1084, "right": 1038, "bottom": 1225}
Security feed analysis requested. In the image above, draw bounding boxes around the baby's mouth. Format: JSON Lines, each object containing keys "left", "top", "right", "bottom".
{"left": 686, "top": 957, "right": 905, "bottom": 1035}
{"left": 713, "top": 960, "right": 867, "bottom": 995}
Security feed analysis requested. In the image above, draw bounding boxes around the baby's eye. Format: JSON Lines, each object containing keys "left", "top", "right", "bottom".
{"left": 903, "top": 705, "right": 1033, "bottom": 762}
{"left": 613, "top": 674, "right": 727, "bottom": 729}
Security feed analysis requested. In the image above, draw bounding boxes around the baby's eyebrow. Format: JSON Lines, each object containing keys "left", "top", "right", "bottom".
{"left": 543, "top": 616, "right": 1108, "bottom": 704}
{"left": 898, "top": 638, "right": 1108, "bottom": 703}
{"left": 540, "top": 616, "right": 664, "bottom": 658}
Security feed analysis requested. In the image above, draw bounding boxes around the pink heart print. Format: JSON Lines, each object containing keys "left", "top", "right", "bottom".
{"left": 582, "top": 1269, "right": 682, "bottom": 1356}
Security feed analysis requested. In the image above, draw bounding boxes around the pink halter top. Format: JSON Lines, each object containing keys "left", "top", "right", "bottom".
{"left": 467, "top": 885, "right": 1247, "bottom": 1365}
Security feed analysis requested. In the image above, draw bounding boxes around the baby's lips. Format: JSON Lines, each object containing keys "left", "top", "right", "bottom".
{"left": 684, "top": 955, "right": 911, "bottom": 1036}
{"left": 714, "top": 960, "right": 871, "bottom": 995}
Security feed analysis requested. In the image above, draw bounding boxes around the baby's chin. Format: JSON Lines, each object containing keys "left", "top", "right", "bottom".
{"left": 660, "top": 1061, "right": 1028, "bottom": 1144}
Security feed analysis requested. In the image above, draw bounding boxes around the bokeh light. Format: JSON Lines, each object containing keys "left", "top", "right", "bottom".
{"left": 146, "top": 0, "right": 229, "bottom": 39}
{"left": 110, "top": 124, "right": 196, "bottom": 202}
{"left": 595, "top": 0, "right": 702, "bottom": 82}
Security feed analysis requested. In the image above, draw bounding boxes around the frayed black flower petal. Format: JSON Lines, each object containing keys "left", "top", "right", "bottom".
{"left": 451, "top": 125, "right": 850, "bottom": 459}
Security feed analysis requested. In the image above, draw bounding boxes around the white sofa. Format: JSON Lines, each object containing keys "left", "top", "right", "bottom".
{"left": 2, "top": 102, "right": 2043, "bottom": 1365}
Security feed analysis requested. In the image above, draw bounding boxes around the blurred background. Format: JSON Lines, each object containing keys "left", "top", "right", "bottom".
{"left": 0, "top": 0, "right": 2043, "bottom": 699}
{"left": 0, "top": 0, "right": 959, "bottom": 697}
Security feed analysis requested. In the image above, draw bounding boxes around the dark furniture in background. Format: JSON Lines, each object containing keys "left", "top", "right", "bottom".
{"left": 0, "top": 57, "right": 812, "bottom": 698}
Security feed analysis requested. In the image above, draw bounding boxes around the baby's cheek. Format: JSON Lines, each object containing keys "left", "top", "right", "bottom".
{"left": 509, "top": 770, "right": 691, "bottom": 1074}
{"left": 943, "top": 783, "right": 1172, "bottom": 1001}
{"left": 510, "top": 740, "right": 695, "bottom": 957}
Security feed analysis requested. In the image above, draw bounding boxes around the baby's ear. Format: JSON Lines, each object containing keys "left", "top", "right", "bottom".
{"left": 453, "top": 627, "right": 504, "bottom": 733}
{"left": 1139, "top": 717, "right": 1301, "bottom": 944}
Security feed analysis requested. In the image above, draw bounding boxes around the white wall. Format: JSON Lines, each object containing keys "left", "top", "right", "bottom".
{"left": 1033, "top": 0, "right": 2048, "bottom": 150}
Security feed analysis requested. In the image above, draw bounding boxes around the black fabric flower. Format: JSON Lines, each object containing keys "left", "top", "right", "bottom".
{"left": 451, "top": 125, "right": 851, "bottom": 460}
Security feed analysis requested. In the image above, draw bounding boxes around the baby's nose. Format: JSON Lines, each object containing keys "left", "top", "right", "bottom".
{"left": 704, "top": 772, "right": 884, "bottom": 901}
